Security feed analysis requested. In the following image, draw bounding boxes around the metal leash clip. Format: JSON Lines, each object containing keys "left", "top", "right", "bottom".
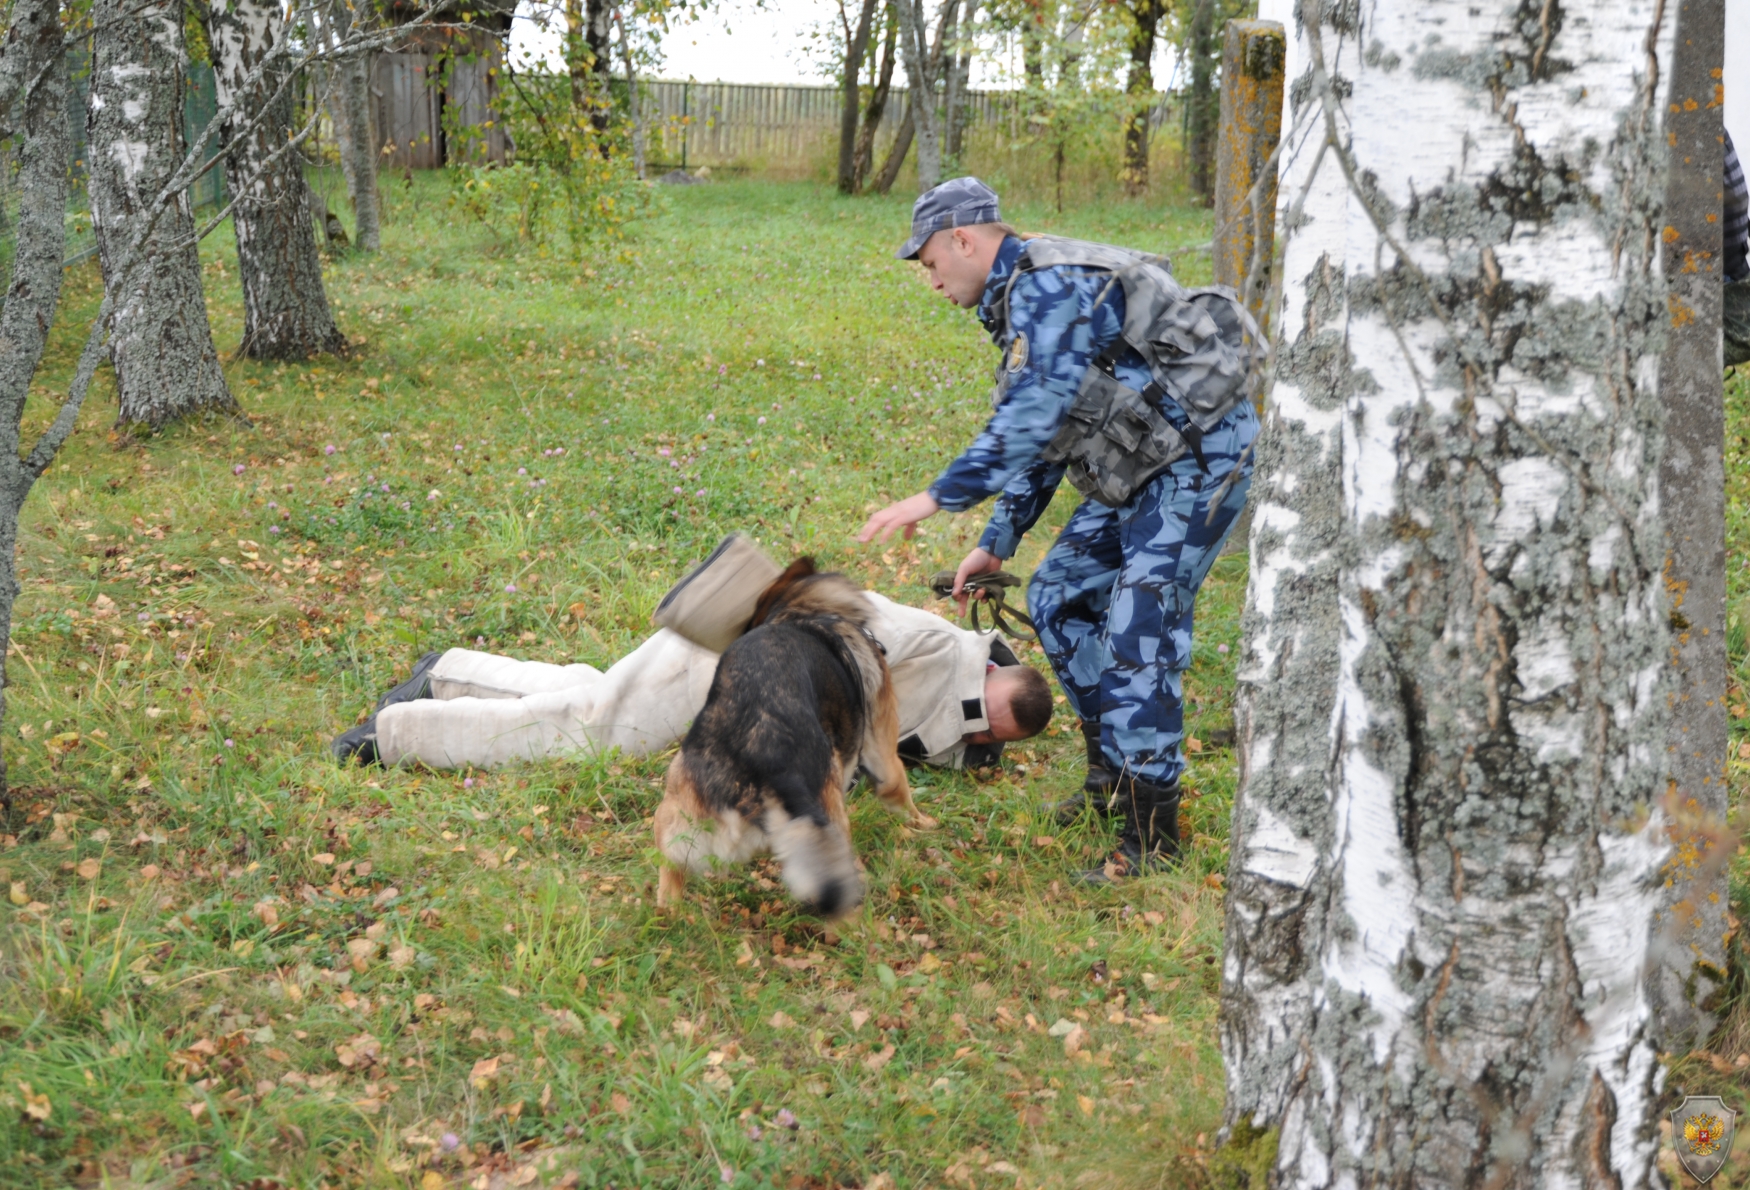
{"left": 926, "top": 569, "right": 1037, "bottom": 641}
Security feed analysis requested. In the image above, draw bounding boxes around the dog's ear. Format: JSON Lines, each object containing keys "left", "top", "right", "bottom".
{"left": 749, "top": 557, "right": 817, "bottom": 628}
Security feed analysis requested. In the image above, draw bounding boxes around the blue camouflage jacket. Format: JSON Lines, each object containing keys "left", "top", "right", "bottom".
{"left": 927, "top": 235, "right": 1168, "bottom": 558}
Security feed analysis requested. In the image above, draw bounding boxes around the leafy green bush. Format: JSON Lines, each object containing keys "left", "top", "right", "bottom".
{"left": 448, "top": 68, "right": 657, "bottom": 258}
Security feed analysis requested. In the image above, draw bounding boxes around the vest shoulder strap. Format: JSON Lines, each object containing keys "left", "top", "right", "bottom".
{"left": 995, "top": 236, "right": 1167, "bottom": 337}
{"left": 1018, "top": 235, "right": 1161, "bottom": 273}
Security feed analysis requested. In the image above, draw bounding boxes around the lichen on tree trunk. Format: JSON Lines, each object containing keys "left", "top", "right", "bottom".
{"left": 204, "top": 0, "right": 345, "bottom": 360}
{"left": 1219, "top": 0, "right": 1684, "bottom": 1183}
{"left": 88, "top": 0, "right": 239, "bottom": 428}
{"left": 1645, "top": 0, "right": 1729, "bottom": 1053}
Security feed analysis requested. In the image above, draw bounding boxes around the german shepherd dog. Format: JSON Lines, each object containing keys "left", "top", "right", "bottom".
{"left": 654, "top": 558, "right": 926, "bottom": 916}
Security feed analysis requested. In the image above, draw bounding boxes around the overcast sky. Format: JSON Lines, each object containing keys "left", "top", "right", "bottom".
{"left": 507, "top": 0, "right": 1174, "bottom": 89}
{"left": 511, "top": 0, "right": 1747, "bottom": 151}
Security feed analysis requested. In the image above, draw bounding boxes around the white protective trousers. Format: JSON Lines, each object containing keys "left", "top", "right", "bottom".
{"left": 374, "top": 630, "right": 718, "bottom": 769}
{"left": 372, "top": 595, "right": 995, "bottom": 771}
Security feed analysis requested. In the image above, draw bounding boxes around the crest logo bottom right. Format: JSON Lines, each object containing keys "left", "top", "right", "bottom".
{"left": 1672, "top": 1096, "right": 1737, "bottom": 1184}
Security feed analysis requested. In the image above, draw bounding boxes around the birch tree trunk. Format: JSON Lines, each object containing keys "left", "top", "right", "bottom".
{"left": 870, "top": 102, "right": 913, "bottom": 195}
{"left": 88, "top": 0, "right": 239, "bottom": 427}
{"left": 205, "top": 0, "right": 345, "bottom": 359}
{"left": 850, "top": 1, "right": 898, "bottom": 192}
{"left": 1119, "top": 0, "right": 1164, "bottom": 195}
{"left": 836, "top": 0, "right": 878, "bottom": 194}
{"left": 942, "top": 0, "right": 977, "bottom": 167}
{"left": 1218, "top": 0, "right": 1683, "bottom": 1182}
{"left": 585, "top": 0, "right": 613, "bottom": 137}
{"left": 322, "top": 0, "right": 380, "bottom": 253}
{"left": 0, "top": 0, "right": 72, "bottom": 801}
{"left": 336, "top": 52, "right": 379, "bottom": 250}
{"left": 897, "top": 0, "right": 942, "bottom": 191}
{"left": 1184, "top": 0, "right": 1215, "bottom": 204}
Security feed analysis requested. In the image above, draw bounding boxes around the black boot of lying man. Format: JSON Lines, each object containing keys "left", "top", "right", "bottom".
{"left": 1076, "top": 774, "right": 1181, "bottom": 884}
{"left": 332, "top": 651, "right": 442, "bottom": 765}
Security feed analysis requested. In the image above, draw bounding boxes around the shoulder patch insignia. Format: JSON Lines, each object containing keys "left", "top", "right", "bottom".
{"left": 1006, "top": 333, "right": 1029, "bottom": 373}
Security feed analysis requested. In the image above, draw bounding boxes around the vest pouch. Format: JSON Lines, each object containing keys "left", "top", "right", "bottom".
{"left": 1042, "top": 368, "right": 1187, "bottom": 508}
{"left": 1140, "top": 289, "right": 1260, "bottom": 430}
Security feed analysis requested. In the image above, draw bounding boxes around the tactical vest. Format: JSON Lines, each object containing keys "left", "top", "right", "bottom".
{"left": 991, "top": 236, "right": 1263, "bottom": 508}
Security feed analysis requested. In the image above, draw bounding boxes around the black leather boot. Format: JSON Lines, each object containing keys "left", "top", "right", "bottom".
{"left": 331, "top": 720, "right": 380, "bottom": 765}
{"left": 374, "top": 651, "right": 442, "bottom": 712}
{"left": 1075, "top": 775, "right": 1181, "bottom": 883}
{"left": 1046, "top": 720, "right": 1121, "bottom": 825}
{"left": 1081, "top": 719, "right": 1119, "bottom": 797}
{"left": 332, "top": 652, "right": 442, "bottom": 765}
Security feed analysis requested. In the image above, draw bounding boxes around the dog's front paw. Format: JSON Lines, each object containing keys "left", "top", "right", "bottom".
{"left": 906, "top": 812, "right": 940, "bottom": 831}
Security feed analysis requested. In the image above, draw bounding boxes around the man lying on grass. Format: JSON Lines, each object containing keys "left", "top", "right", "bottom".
{"left": 331, "top": 590, "right": 1053, "bottom": 773}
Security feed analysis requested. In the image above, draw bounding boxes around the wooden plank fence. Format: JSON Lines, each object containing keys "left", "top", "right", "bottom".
{"left": 637, "top": 80, "right": 1174, "bottom": 169}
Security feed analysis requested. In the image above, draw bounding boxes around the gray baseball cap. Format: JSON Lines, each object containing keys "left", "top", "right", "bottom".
{"left": 895, "top": 176, "right": 1003, "bottom": 260}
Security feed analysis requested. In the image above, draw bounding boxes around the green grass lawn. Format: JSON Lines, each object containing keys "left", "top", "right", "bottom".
{"left": 5, "top": 171, "right": 1747, "bottom": 1190}
{"left": 0, "top": 176, "right": 1245, "bottom": 1189}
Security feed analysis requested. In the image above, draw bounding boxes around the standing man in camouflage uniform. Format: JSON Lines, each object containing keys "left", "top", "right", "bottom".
{"left": 858, "top": 178, "right": 1258, "bottom": 882}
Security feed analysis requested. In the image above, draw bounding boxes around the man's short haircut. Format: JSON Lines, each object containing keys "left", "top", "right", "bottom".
{"left": 997, "top": 665, "right": 1053, "bottom": 738}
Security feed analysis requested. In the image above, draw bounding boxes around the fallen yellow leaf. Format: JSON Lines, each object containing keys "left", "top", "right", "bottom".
{"left": 18, "top": 1082, "right": 49, "bottom": 1122}
{"left": 75, "top": 858, "right": 100, "bottom": 880}
{"left": 7, "top": 882, "right": 26, "bottom": 906}
{"left": 1061, "top": 1024, "right": 1089, "bottom": 1056}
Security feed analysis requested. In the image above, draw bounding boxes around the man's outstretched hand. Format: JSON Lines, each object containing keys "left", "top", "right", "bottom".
{"left": 951, "top": 547, "right": 1003, "bottom": 615}
{"left": 857, "top": 491, "right": 940, "bottom": 543}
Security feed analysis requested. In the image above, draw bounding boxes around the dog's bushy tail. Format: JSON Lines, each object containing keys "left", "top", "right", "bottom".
{"left": 766, "top": 786, "right": 863, "bottom": 918}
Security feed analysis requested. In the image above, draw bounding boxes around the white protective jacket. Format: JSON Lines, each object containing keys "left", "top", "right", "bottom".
{"left": 374, "top": 594, "right": 1002, "bottom": 771}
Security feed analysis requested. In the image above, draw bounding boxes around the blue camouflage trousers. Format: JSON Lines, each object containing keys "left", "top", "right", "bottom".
{"left": 1027, "top": 413, "right": 1256, "bottom": 787}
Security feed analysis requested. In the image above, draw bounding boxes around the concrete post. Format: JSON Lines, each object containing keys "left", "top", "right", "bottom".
{"left": 1212, "top": 20, "right": 1284, "bottom": 557}
{"left": 1211, "top": 20, "right": 1285, "bottom": 319}
{"left": 1649, "top": 0, "right": 1729, "bottom": 1051}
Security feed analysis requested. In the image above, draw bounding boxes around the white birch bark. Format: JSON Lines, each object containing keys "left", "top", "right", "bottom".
{"left": 204, "top": 0, "right": 345, "bottom": 358}
{"left": 1219, "top": 0, "right": 1680, "bottom": 1183}
{"left": 897, "top": 0, "right": 942, "bottom": 192}
{"left": 87, "top": 0, "right": 239, "bottom": 426}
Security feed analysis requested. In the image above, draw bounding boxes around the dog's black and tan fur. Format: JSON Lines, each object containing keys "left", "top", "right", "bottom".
{"left": 654, "top": 559, "right": 924, "bottom": 916}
